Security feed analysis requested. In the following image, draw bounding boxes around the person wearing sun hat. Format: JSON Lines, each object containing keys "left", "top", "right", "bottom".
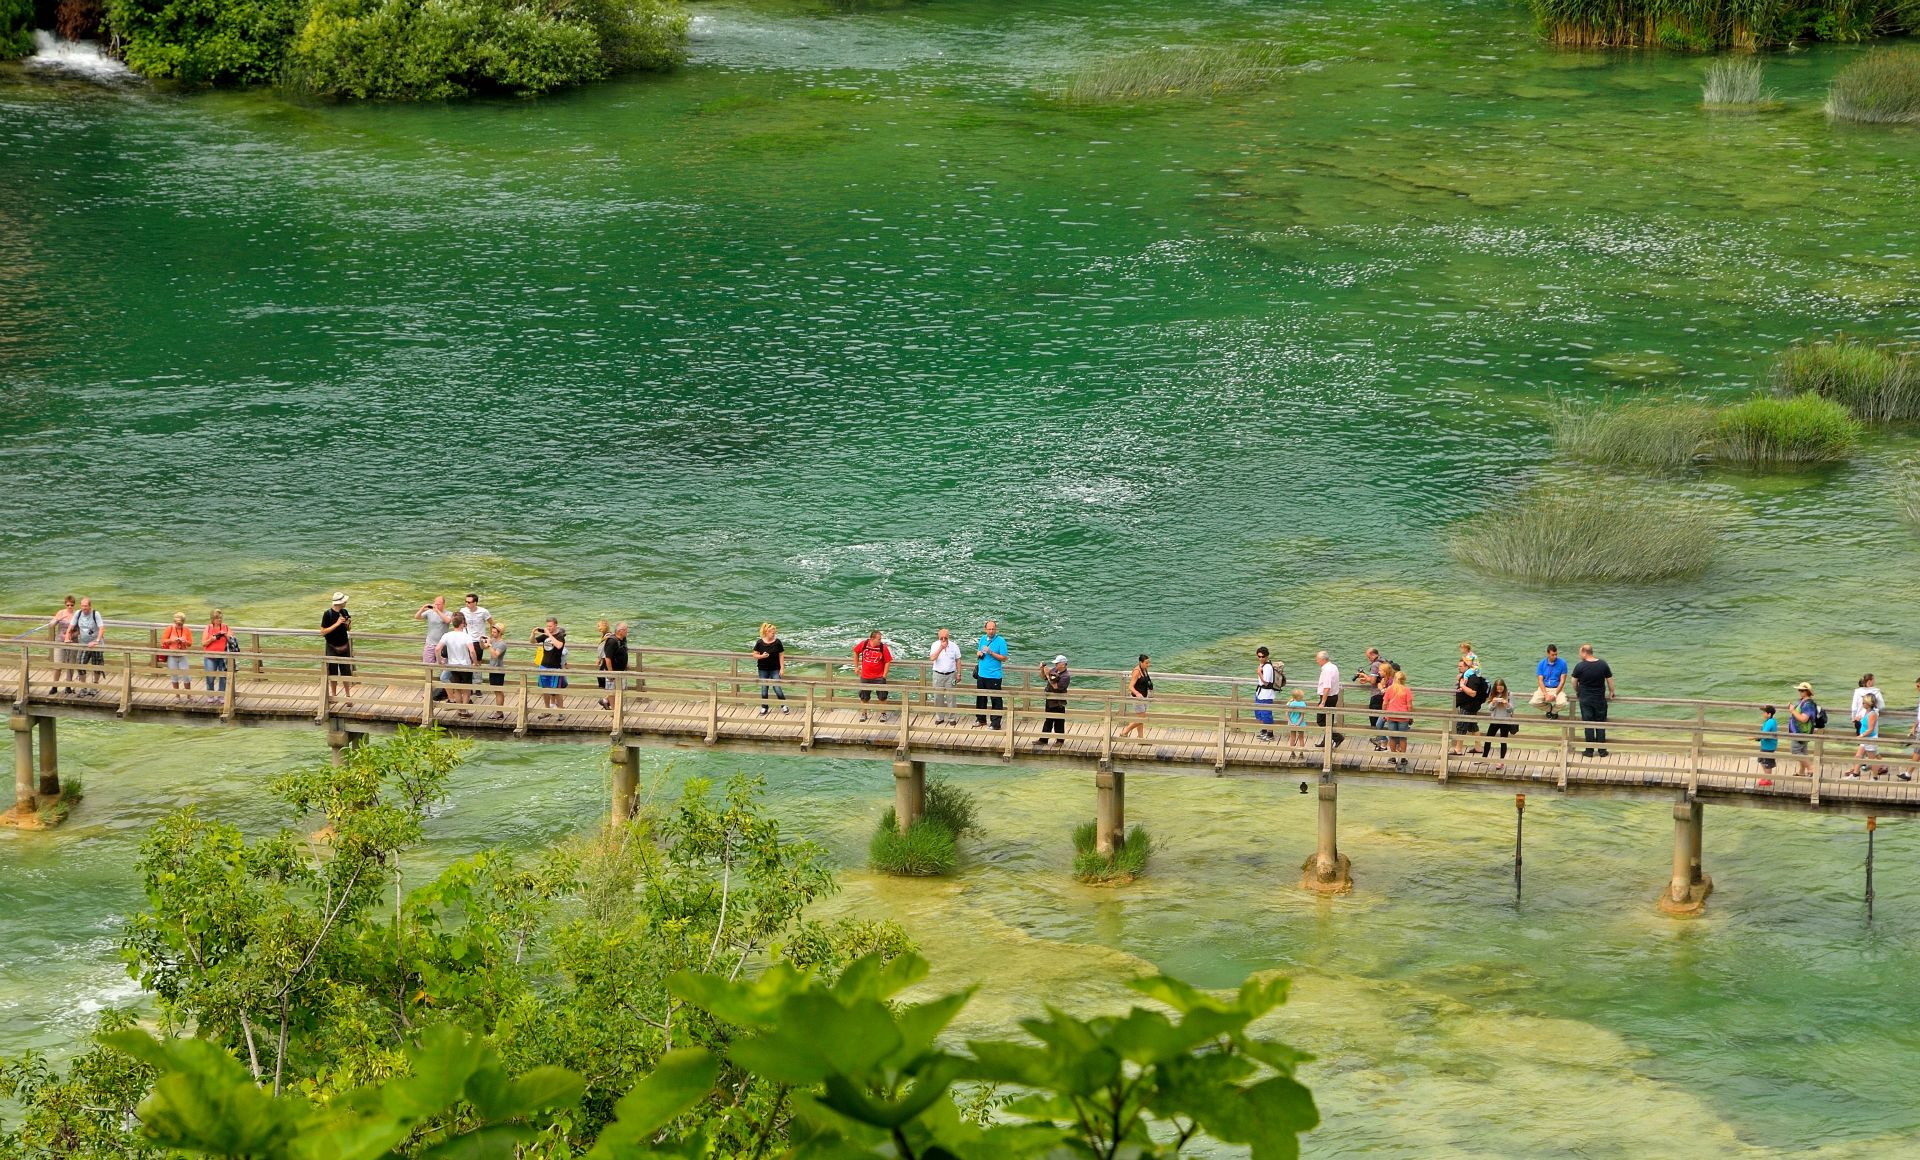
{"left": 1788, "top": 681, "right": 1818, "bottom": 778}
{"left": 1036, "top": 653, "right": 1071, "bottom": 746}
{"left": 320, "top": 591, "right": 355, "bottom": 699}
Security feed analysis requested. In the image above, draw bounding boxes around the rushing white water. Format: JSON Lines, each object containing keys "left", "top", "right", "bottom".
{"left": 26, "top": 30, "right": 135, "bottom": 80}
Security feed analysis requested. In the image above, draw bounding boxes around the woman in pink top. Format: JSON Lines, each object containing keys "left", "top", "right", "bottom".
{"left": 161, "top": 612, "right": 195, "bottom": 697}
{"left": 1381, "top": 669, "right": 1414, "bottom": 770}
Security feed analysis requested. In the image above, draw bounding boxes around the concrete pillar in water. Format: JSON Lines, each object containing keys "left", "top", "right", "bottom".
{"left": 610, "top": 744, "right": 639, "bottom": 826}
{"left": 35, "top": 716, "right": 59, "bottom": 797}
{"left": 1658, "top": 798, "right": 1712, "bottom": 916}
{"left": 1095, "top": 761, "right": 1125, "bottom": 856}
{"left": 893, "top": 759, "right": 925, "bottom": 834}
{"left": 1300, "top": 779, "right": 1352, "bottom": 895}
{"left": 10, "top": 715, "right": 34, "bottom": 815}
{"left": 326, "top": 726, "right": 352, "bottom": 768}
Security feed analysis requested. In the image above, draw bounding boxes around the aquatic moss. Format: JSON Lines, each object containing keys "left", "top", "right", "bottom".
{"left": 1713, "top": 394, "right": 1858, "bottom": 468}
{"left": 1551, "top": 400, "right": 1714, "bottom": 470}
{"left": 1071, "top": 821, "right": 1153, "bottom": 884}
{"left": 1702, "top": 57, "right": 1773, "bottom": 107}
{"left": 1448, "top": 491, "right": 1717, "bottom": 585}
{"left": 1770, "top": 337, "right": 1920, "bottom": 421}
{"left": 1827, "top": 46, "right": 1920, "bottom": 124}
{"left": 1058, "top": 43, "right": 1285, "bottom": 106}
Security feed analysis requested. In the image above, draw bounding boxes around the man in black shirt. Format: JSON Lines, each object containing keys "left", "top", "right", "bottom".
{"left": 1451, "top": 667, "right": 1489, "bottom": 756}
{"left": 320, "top": 591, "right": 355, "bottom": 699}
{"left": 1572, "top": 643, "right": 1616, "bottom": 757}
{"left": 599, "top": 622, "right": 630, "bottom": 710}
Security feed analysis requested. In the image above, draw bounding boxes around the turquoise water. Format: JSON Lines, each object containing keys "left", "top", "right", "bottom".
{"left": 3, "top": 0, "right": 1920, "bottom": 1152}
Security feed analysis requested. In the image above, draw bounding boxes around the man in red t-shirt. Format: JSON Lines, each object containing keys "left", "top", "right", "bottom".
{"left": 853, "top": 630, "right": 893, "bottom": 722}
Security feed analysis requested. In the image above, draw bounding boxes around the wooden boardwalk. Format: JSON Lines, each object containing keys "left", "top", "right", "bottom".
{"left": 7, "top": 626, "right": 1919, "bottom": 819}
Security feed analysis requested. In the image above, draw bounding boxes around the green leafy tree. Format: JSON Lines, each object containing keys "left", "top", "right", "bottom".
{"left": 102, "top": 0, "right": 301, "bottom": 85}
{"left": 0, "top": 1010, "right": 162, "bottom": 1159}
{"left": 2, "top": 0, "right": 34, "bottom": 59}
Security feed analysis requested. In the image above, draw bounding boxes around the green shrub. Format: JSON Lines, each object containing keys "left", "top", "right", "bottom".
{"left": 1071, "top": 821, "right": 1153, "bottom": 884}
{"left": 1828, "top": 45, "right": 1920, "bottom": 124}
{"left": 1530, "top": 1, "right": 1908, "bottom": 48}
{"left": 1702, "top": 57, "right": 1772, "bottom": 106}
{"left": 1551, "top": 400, "right": 1714, "bottom": 470}
{"left": 1713, "top": 393, "right": 1858, "bottom": 467}
{"left": 922, "top": 773, "right": 977, "bottom": 836}
{"left": 1448, "top": 490, "right": 1717, "bottom": 585}
{"left": 103, "top": 0, "right": 301, "bottom": 86}
{"left": 1771, "top": 337, "right": 1920, "bottom": 421}
{"left": 869, "top": 810, "right": 958, "bottom": 876}
{"left": 1059, "top": 43, "right": 1285, "bottom": 106}
{"left": 2, "top": 0, "right": 32, "bottom": 59}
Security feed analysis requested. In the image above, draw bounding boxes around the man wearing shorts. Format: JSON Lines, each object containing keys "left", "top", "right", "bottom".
{"left": 1788, "top": 681, "right": 1818, "bottom": 778}
{"left": 320, "top": 592, "right": 355, "bottom": 699}
{"left": 1531, "top": 644, "right": 1568, "bottom": 718}
{"left": 854, "top": 631, "right": 892, "bottom": 723}
{"left": 439, "top": 611, "right": 476, "bottom": 707}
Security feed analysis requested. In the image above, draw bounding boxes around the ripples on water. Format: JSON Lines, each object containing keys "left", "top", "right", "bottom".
{"left": 3, "top": 0, "right": 1920, "bottom": 1153}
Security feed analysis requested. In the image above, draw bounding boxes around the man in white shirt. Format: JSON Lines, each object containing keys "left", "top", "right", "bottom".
{"left": 928, "top": 628, "right": 961, "bottom": 725}
{"left": 462, "top": 593, "right": 491, "bottom": 644}
{"left": 440, "top": 611, "right": 478, "bottom": 707}
{"left": 1315, "top": 650, "right": 1344, "bottom": 749}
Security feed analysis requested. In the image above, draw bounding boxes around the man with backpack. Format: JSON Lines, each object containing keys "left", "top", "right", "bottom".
{"left": 1253, "top": 647, "right": 1282, "bottom": 742}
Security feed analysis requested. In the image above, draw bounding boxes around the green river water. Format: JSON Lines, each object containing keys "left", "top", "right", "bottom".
{"left": 4, "top": 0, "right": 1920, "bottom": 1153}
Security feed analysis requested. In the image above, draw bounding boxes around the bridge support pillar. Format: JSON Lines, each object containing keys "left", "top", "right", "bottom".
{"left": 10, "top": 715, "right": 33, "bottom": 815}
{"left": 893, "top": 759, "right": 925, "bottom": 834}
{"left": 325, "top": 724, "right": 367, "bottom": 768}
{"left": 1095, "top": 761, "right": 1124, "bottom": 856}
{"left": 1658, "top": 799, "right": 1711, "bottom": 916}
{"left": 610, "top": 744, "right": 639, "bottom": 826}
{"left": 35, "top": 716, "right": 59, "bottom": 797}
{"left": 1300, "top": 779, "right": 1351, "bottom": 895}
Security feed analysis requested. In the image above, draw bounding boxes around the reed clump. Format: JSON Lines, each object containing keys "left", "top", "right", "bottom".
{"left": 1771, "top": 337, "right": 1920, "bottom": 422}
{"left": 1530, "top": 1, "right": 1912, "bottom": 49}
{"left": 1551, "top": 400, "right": 1715, "bottom": 470}
{"left": 869, "top": 774, "right": 977, "bottom": 877}
{"left": 1713, "top": 394, "right": 1859, "bottom": 467}
{"left": 1827, "top": 46, "right": 1920, "bottom": 124}
{"left": 1071, "top": 821, "right": 1154, "bottom": 884}
{"left": 1059, "top": 43, "right": 1286, "bottom": 106}
{"left": 1448, "top": 491, "right": 1717, "bottom": 585}
{"left": 1702, "top": 57, "right": 1773, "bottom": 106}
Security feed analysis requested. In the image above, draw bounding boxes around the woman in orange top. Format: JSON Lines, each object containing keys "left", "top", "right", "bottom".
{"left": 161, "top": 612, "right": 194, "bottom": 697}
{"left": 202, "top": 610, "right": 233, "bottom": 703}
{"left": 1381, "top": 668, "right": 1415, "bottom": 770}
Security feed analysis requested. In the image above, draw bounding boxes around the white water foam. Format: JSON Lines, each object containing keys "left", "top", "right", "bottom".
{"left": 26, "top": 30, "right": 135, "bottom": 80}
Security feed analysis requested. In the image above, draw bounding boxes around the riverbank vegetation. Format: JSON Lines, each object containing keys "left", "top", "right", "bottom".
{"left": 1827, "top": 45, "right": 1920, "bottom": 122}
{"left": 1449, "top": 491, "right": 1718, "bottom": 584}
{"left": 1073, "top": 821, "right": 1154, "bottom": 884}
{"left": 0, "top": 730, "right": 1318, "bottom": 1157}
{"left": 1772, "top": 336, "right": 1920, "bottom": 420}
{"left": 1058, "top": 42, "right": 1287, "bottom": 105}
{"left": 870, "top": 774, "right": 977, "bottom": 876}
{"left": 59, "top": 0, "right": 686, "bottom": 95}
{"left": 1529, "top": 0, "right": 1916, "bottom": 49}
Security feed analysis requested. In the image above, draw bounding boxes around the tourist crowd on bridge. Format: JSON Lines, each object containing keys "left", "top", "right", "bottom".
{"left": 21, "top": 591, "right": 1919, "bottom": 781}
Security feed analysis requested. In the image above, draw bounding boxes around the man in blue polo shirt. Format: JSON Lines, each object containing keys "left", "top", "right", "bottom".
{"left": 974, "top": 618, "right": 1008, "bottom": 730}
{"left": 1531, "top": 643, "right": 1569, "bottom": 719}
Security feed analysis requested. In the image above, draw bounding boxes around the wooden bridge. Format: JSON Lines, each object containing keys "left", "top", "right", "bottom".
{"left": 7, "top": 613, "right": 1915, "bottom": 914}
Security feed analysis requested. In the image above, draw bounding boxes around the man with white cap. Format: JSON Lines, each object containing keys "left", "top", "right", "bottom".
{"left": 1037, "top": 654, "right": 1071, "bottom": 746}
{"left": 320, "top": 591, "right": 355, "bottom": 699}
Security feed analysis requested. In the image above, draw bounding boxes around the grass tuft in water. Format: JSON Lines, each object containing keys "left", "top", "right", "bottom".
{"left": 1551, "top": 400, "right": 1714, "bottom": 470}
{"left": 871, "top": 810, "right": 958, "bottom": 876}
{"left": 923, "top": 773, "right": 977, "bottom": 836}
{"left": 1702, "top": 57, "right": 1773, "bottom": 107}
{"left": 1059, "top": 43, "right": 1286, "bottom": 106}
{"left": 1448, "top": 491, "right": 1717, "bottom": 585}
{"left": 1827, "top": 46, "right": 1920, "bottom": 125}
{"left": 1071, "top": 821, "right": 1153, "bottom": 884}
{"left": 1771, "top": 337, "right": 1920, "bottom": 421}
{"left": 1713, "top": 394, "right": 1858, "bottom": 468}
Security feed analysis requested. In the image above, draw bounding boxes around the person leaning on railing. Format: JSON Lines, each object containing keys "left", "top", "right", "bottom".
{"left": 202, "top": 609, "right": 233, "bottom": 703}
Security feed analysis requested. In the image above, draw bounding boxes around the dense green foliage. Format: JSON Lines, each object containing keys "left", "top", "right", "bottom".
{"left": 1827, "top": 45, "right": 1920, "bottom": 123}
{"left": 1072, "top": 821, "right": 1154, "bottom": 884}
{"left": 93, "top": 0, "right": 683, "bottom": 94}
{"left": 102, "top": 0, "right": 300, "bottom": 85}
{"left": 1448, "top": 490, "right": 1718, "bottom": 584}
{"left": 1, "top": 731, "right": 1318, "bottom": 1158}
{"left": 1713, "top": 393, "right": 1858, "bottom": 466}
{"left": 1529, "top": 0, "right": 1914, "bottom": 49}
{"left": 1059, "top": 43, "right": 1287, "bottom": 105}
{"left": 869, "top": 774, "right": 977, "bottom": 876}
{"left": 2, "top": 0, "right": 34, "bottom": 58}
{"left": 1551, "top": 399, "right": 1715, "bottom": 470}
{"left": 1771, "top": 336, "right": 1920, "bottom": 421}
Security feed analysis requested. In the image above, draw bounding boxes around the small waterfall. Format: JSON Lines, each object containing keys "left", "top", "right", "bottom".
{"left": 25, "top": 30, "right": 135, "bottom": 80}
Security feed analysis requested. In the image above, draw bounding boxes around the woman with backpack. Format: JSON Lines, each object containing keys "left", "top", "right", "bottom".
{"left": 1789, "top": 682, "right": 1820, "bottom": 779}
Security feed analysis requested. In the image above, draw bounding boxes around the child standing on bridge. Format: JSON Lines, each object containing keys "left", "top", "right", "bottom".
{"left": 1757, "top": 705, "right": 1778, "bottom": 786}
{"left": 1286, "top": 688, "right": 1307, "bottom": 754}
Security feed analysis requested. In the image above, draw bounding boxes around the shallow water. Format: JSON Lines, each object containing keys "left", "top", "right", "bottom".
{"left": 3, "top": 0, "right": 1920, "bottom": 1153}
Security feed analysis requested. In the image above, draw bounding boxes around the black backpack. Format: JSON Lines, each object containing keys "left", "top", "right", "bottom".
{"left": 1811, "top": 702, "right": 1829, "bottom": 731}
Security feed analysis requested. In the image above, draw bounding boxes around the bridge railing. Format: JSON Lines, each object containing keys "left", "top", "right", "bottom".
{"left": 7, "top": 636, "right": 1915, "bottom": 806}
